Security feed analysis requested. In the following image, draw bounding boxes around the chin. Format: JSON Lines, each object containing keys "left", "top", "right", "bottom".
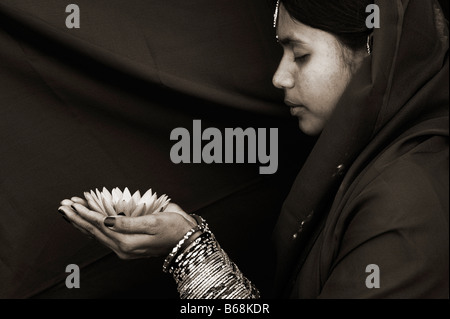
{"left": 298, "top": 119, "right": 323, "bottom": 136}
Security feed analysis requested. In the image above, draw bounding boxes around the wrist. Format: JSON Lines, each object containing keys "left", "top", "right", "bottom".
{"left": 162, "top": 214, "right": 210, "bottom": 273}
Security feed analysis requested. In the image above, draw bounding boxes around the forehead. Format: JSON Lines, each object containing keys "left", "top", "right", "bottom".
{"left": 276, "top": 4, "right": 310, "bottom": 43}
{"left": 275, "top": 4, "right": 329, "bottom": 47}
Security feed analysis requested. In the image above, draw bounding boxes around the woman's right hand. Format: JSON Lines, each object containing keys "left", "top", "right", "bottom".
{"left": 59, "top": 199, "right": 197, "bottom": 259}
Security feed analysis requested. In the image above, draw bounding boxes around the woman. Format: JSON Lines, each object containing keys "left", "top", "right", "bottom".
{"left": 59, "top": 0, "right": 449, "bottom": 298}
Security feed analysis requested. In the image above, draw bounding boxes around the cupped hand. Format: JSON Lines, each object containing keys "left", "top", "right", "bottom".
{"left": 59, "top": 198, "right": 197, "bottom": 259}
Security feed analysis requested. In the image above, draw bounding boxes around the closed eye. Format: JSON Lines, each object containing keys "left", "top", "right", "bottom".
{"left": 294, "top": 54, "right": 310, "bottom": 63}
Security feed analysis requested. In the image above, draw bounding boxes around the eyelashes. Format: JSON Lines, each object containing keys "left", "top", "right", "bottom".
{"left": 294, "top": 54, "right": 310, "bottom": 63}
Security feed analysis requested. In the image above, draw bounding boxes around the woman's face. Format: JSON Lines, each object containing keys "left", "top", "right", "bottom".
{"left": 273, "top": 4, "right": 364, "bottom": 136}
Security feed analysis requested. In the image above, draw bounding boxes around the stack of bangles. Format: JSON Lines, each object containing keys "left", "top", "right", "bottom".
{"left": 162, "top": 214, "right": 260, "bottom": 299}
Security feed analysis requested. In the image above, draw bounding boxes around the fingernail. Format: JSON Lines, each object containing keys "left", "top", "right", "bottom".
{"left": 104, "top": 217, "right": 115, "bottom": 227}
{"left": 118, "top": 212, "right": 126, "bottom": 216}
{"left": 58, "top": 209, "right": 66, "bottom": 216}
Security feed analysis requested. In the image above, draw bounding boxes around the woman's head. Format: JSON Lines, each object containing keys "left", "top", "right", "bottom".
{"left": 273, "top": 0, "right": 372, "bottom": 135}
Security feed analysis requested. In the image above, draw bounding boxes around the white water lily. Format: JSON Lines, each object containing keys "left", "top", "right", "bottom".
{"left": 83, "top": 187, "right": 171, "bottom": 217}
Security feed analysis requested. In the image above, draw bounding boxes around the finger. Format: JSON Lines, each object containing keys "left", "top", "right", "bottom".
{"left": 59, "top": 206, "right": 91, "bottom": 236}
{"left": 162, "top": 203, "right": 196, "bottom": 226}
{"left": 103, "top": 214, "right": 158, "bottom": 235}
{"left": 71, "top": 203, "right": 112, "bottom": 233}
{"left": 60, "top": 205, "right": 147, "bottom": 259}
{"left": 71, "top": 203, "right": 131, "bottom": 247}
{"left": 165, "top": 203, "right": 185, "bottom": 214}
{"left": 59, "top": 205, "right": 116, "bottom": 247}
{"left": 59, "top": 205, "right": 154, "bottom": 259}
{"left": 69, "top": 218, "right": 94, "bottom": 238}
{"left": 60, "top": 199, "right": 74, "bottom": 206}
{"left": 71, "top": 196, "right": 88, "bottom": 206}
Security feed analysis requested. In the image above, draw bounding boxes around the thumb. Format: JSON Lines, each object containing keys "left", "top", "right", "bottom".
{"left": 164, "top": 203, "right": 186, "bottom": 214}
{"left": 163, "top": 202, "right": 196, "bottom": 226}
{"left": 104, "top": 214, "right": 158, "bottom": 235}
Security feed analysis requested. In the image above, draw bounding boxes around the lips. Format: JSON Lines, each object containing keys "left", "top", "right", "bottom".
{"left": 284, "top": 100, "right": 303, "bottom": 108}
{"left": 285, "top": 100, "right": 306, "bottom": 117}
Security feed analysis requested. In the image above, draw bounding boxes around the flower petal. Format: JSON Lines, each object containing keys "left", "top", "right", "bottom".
{"left": 90, "top": 190, "right": 99, "bottom": 203}
{"left": 131, "top": 190, "right": 141, "bottom": 206}
{"left": 102, "top": 196, "right": 117, "bottom": 216}
{"left": 160, "top": 195, "right": 171, "bottom": 212}
{"left": 143, "top": 203, "right": 151, "bottom": 215}
{"left": 115, "top": 199, "right": 126, "bottom": 215}
{"left": 101, "top": 187, "right": 112, "bottom": 203}
{"left": 84, "top": 191, "right": 106, "bottom": 215}
{"left": 130, "top": 202, "right": 145, "bottom": 217}
{"left": 112, "top": 188, "right": 123, "bottom": 204}
{"left": 145, "top": 193, "right": 158, "bottom": 213}
{"left": 90, "top": 190, "right": 103, "bottom": 210}
{"left": 140, "top": 188, "right": 153, "bottom": 204}
{"left": 153, "top": 195, "right": 170, "bottom": 214}
{"left": 122, "top": 198, "right": 136, "bottom": 216}
{"left": 122, "top": 187, "right": 132, "bottom": 202}
{"left": 94, "top": 188, "right": 107, "bottom": 214}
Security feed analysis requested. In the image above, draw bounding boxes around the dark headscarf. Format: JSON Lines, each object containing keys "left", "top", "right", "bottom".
{"left": 272, "top": 0, "right": 449, "bottom": 296}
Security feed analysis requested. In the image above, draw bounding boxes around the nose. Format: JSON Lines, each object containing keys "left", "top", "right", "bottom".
{"left": 272, "top": 57, "right": 294, "bottom": 90}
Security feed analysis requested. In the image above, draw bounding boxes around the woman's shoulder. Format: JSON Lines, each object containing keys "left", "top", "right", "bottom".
{"left": 336, "top": 134, "right": 448, "bottom": 239}
{"left": 371, "top": 135, "right": 446, "bottom": 199}
{"left": 353, "top": 134, "right": 448, "bottom": 209}
{"left": 333, "top": 134, "right": 446, "bottom": 230}
{"left": 309, "top": 135, "right": 448, "bottom": 299}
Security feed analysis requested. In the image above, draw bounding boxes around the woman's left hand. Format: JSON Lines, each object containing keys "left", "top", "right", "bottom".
{"left": 58, "top": 198, "right": 197, "bottom": 260}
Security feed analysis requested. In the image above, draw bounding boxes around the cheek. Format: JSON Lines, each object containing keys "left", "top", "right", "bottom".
{"left": 301, "top": 61, "right": 351, "bottom": 117}
{"left": 293, "top": 59, "right": 352, "bottom": 136}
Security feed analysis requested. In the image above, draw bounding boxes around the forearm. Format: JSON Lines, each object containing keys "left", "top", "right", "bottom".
{"left": 163, "top": 216, "right": 260, "bottom": 299}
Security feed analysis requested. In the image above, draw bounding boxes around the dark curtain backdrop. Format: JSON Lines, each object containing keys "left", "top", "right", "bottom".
{"left": 0, "top": 0, "right": 312, "bottom": 298}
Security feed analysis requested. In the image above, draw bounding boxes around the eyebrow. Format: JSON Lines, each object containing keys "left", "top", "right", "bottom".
{"left": 276, "top": 35, "right": 306, "bottom": 46}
